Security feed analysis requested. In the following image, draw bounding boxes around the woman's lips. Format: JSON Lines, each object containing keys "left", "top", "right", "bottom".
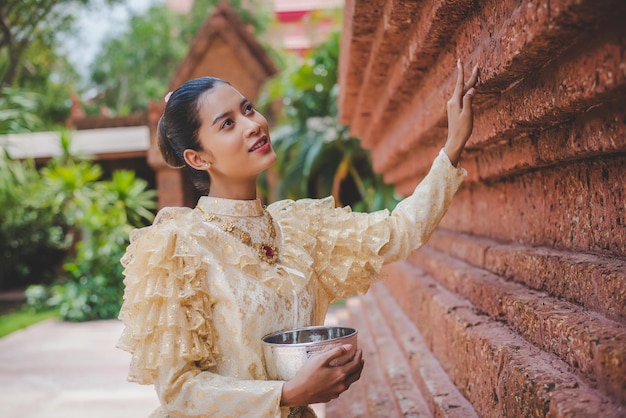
{"left": 249, "top": 136, "right": 269, "bottom": 152}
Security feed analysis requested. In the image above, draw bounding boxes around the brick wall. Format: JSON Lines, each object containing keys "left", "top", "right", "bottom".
{"left": 333, "top": 0, "right": 625, "bottom": 416}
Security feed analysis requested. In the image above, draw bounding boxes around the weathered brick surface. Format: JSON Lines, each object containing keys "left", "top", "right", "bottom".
{"left": 435, "top": 156, "right": 626, "bottom": 257}
{"left": 326, "top": 290, "right": 477, "bottom": 418}
{"left": 338, "top": 0, "right": 383, "bottom": 127}
{"left": 378, "top": 33, "right": 626, "bottom": 183}
{"left": 347, "top": 0, "right": 422, "bottom": 139}
{"left": 350, "top": 0, "right": 474, "bottom": 143}
{"left": 332, "top": 298, "right": 402, "bottom": 418}
{"left": 369, "top": 285, "right": 478, "bottom": 418}
{"left": 428, "top": 229, "right": 626, "bottom": 325}
{"left": 385, "top": 99, "right": 626, "bottom": 187}
{"left": 358, "top": 0, "right": 611, "bottom": 154}
{"left": 358, "top": 295, "right": 432, "bottom": 416}
{"left": 338, "top": 0, "right": 626, "bottom": 414}
{"left": 410, "top": 248, "right": 626, "bottom": 402}
{"left": 383, "top": 262, "right": 624, "bottom": 417}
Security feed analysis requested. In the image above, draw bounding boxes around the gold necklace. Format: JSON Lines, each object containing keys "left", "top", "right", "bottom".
{"left": 196, "top": 205, "right": 279, "bottom": 264}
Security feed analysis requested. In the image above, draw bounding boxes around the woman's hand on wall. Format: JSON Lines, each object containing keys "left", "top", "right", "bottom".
{"left": 280, "top": 344, "right": 364, "bottom": 407}
{"left": 444, "top": 59, "right": 479, "bottom": 166}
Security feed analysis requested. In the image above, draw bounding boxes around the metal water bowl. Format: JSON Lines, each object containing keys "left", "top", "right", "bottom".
{"left": 262, "top": 326, "right": 358, "bottom": 380}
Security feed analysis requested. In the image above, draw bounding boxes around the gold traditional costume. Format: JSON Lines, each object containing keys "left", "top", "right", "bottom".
{"left": 117, "top": 150, "right": 466, "bottom": 417}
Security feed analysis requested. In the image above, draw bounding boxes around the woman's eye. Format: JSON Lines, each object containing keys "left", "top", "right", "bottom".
{"left": 244, "top": 103, "right": 255, "bottom": 114}
{"left": 222, "top": 119, "right": 234, "bottom": 129}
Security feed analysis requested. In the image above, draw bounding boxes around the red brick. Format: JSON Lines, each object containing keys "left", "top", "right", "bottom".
{"left": 350, "top": 0, "right": 474, "bottom": 143}
{"left": 383, "top": 261, "right": 624, "bottom": 417}
{"left": 390, "top": 99, "right": 626, "bottom": 190}
{"left": 428, "top": 229, "right": 626, "bottom": 324}
{"left": 337, "top": 0, "right": 384, "bottom": 126}
{"left": 411, "top": 157, "right": 626, "bottom": 257}
{"left": 360, "top": 0, "right": 479, "bottom": 148}
{"left": 410, "top": 247, "right": 626, "bottom": 403}
{"left": 338, "top": 0, "right": 626, "bottom": 414}
{"left": 345, "top": 297, "right": 401, "bottom": 417}
{"left": 469, "top": 33, "right": 626, "bottom": 152}
{"left": 348, "top": 0, "right": 423, "bottom": 138}
{"left": 374, "top": 25, "right": 626, "bottom": 180}
{"left": 361, "top": 293, "right": 432, "bottom": 416}
{"left": 369, "top": 284, "right": 478, "bottom": 418}
{"left": 363, "top": 0, "right": 626, "bottom": 175}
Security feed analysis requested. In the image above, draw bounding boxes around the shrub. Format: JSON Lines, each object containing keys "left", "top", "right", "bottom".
{"left": 1, "top": 133, "right": 156, "bottom": 321}
{"left": 49, "top": 169, "right": 156, "bottom": 321}
{"left": 0, "top": 151, "right": 70, "bottom": 289}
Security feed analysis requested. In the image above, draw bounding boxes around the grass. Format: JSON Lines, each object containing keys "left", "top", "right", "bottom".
{"left": 0, "top": 306, "right": 59, "bottom": 339}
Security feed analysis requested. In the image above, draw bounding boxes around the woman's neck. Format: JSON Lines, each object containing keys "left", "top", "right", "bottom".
{"left": 207, "top": 179, "right": 258, "bottom": 200}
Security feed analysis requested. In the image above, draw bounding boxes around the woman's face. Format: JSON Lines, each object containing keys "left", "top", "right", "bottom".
{"left": 193, "top": 83, "right": 276, "bottom": 183}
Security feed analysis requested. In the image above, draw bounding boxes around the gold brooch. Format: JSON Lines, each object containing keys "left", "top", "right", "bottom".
{"left": 196, "top": 206, "right": 279, "bottom": 264}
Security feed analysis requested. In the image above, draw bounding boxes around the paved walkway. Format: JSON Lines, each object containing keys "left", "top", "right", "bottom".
{"left": 0, "top": 315, "right": 339, "bottom": 417}
{"left": 0, "top": 319, "right": 159, "bottom": 418}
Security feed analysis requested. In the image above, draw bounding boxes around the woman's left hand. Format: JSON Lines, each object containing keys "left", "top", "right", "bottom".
{"left": 444, "top": 59, "right": 479, "bottom": 166}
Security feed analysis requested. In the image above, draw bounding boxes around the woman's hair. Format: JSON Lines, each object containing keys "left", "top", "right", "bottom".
{"left": 157, "top": 76, "right": 228, "bottom": 194}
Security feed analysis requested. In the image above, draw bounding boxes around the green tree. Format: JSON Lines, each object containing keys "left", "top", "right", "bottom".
{"left": 184, "top": 0, "right": 271, "bottom": 39}
{"left": 0, "top": 0, "right": 119, "bottom": 86}
{"left": 90, "top": 5, "right": 189, "bottom": 115}
{"left": 89, "top": 0, "right": 272, "bottom": 115}
{"left": 260, "top": 32, "right": 399, "bottom": 211}
{"left": 0, "top": 132, "right": 156, "bottom": 320}
{"left": 47, "top": 168, "right": 156, "bottom": 321}
{"left": 0, "top": 87, "right": 43, "bottom": 133}
{"left": 0, "top": 0, "right": 119, "bottom": 129}
{"left": 0, "top": 150, "right": 69, "bottom": 289}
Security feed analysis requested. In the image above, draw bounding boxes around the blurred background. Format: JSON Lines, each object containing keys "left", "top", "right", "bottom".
{"left": 0, "top": 0, "right": 397, "bottom": 326}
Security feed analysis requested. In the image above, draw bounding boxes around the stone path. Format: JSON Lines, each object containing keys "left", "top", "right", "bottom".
{"left": 0, "top": 316, "right": 333, "bottom": 418}
{"left": 0, "top": 319, "right": 159, "bottom": 418}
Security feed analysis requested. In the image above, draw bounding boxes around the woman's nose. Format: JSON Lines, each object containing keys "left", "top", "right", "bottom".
{"left": 244, "top": 118, "right": 261, "bottom": 137}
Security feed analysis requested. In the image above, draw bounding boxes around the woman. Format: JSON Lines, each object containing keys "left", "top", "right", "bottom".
{"left": 117, "top": 60, "right": 478, "bottom": 418}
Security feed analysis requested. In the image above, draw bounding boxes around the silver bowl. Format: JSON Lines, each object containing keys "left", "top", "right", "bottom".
{"left": 262, "top": 326, "right": 358, "bottom": 380}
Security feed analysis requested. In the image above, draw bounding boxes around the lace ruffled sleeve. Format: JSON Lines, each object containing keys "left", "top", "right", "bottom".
{"left": 276, "top": 149, "right": 466, "bottom": 302}
{"left": 116, "top": 207, "right": 216, "bottom": 385}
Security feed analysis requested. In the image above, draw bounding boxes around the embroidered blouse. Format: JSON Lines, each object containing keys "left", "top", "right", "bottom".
{"left": 117, "top": 149, "right": 466, "bottom": 417}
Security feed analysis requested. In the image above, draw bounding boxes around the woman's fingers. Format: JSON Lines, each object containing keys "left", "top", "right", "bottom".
{"left": 462, "top": 87, "right": 475, "bottom": 115}
{"left": 464, "top": 64, "right": 479, "bottom": 95}
{"left": 320, "top": 344, "right": 353, "bottom": 366}
{"left": 345, "top": 350, "right": 364, "bottom": 384}
{"left": 452, "top": 59, "right": 465, "bottom": 106}
{"left": 453, "top": 62, "right": 479, "bottom": 110}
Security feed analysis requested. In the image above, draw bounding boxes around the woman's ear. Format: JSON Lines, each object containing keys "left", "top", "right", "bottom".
{"left": 183, "top": 149, "right": 211, "bottom": 171}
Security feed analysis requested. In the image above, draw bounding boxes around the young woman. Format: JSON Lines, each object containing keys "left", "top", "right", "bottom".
{"left": 117, "top": 60, "right": 478, "bottom": 418}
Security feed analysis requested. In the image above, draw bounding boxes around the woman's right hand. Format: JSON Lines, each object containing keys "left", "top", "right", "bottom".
{"left": 280, "top": 344, "right": 364, "bottom": 407}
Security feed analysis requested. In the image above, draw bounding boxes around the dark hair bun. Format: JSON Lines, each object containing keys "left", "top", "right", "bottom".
{"left": 157, "top": 116, "right": 185, "bottom": 168}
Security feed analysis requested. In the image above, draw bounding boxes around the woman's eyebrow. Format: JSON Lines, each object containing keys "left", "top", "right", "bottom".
{"left": 212, "top": 111, "right": 231, "bottom": 126}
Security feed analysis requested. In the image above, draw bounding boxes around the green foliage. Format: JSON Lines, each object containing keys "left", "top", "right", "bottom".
{"left": 0, "top": 150, "right": 69, "bottom": 289}
{"left": 50, "top": 169, "right": 156, "bottom": 321}
{"left": 0, "top": 0, "right": 109, "bottom": 129}
{"left": 260, "top": 33, "right": 400, "bottom": 211}
{"left": 90, "top": 5, "right": 189, "bottom": 114}
{"left": 0, "top": 0, "right": 120, "bottom": 86}
{"left": 40, "top": 151, "right": 156, "bottom": 321}
{"left": 0, "top": 133, "right": 156, "bottom": 321}
{"left": 0, "top": 87, "right": 44, "bottom": 133}
{"left": 89, "top": 0, "right": 272, "bottom": 115}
